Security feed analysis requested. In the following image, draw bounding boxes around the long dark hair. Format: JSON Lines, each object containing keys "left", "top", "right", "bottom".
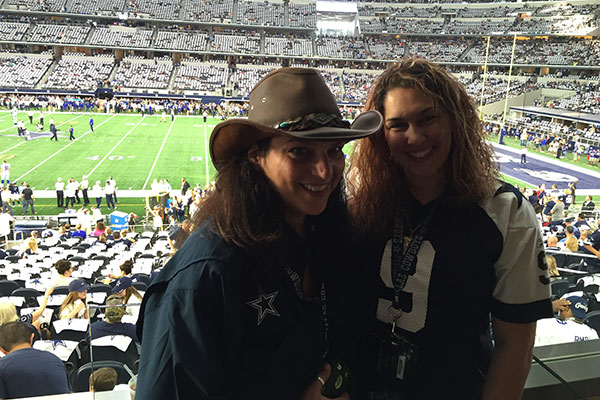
{"left": 194, "top": 139, "right": 351, "bottom": 283}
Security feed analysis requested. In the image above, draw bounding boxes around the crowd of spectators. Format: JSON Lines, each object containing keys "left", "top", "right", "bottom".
{"left": 288, "top": 2, "right": 316, "bottom": 28}
{"left": 154, "top": 29, "right": 209, "bottom": 51}
{"left": 113, "top": 59, "right": 173, "bottom": 89}
{"left": 360, "top": 17, "right": 444, "bottom": 34}
{"left": 0, "top": 56, "right": 52, "bottom": 88}
{"left": 227, "top": 66, "right": 273, "bottom": 97}
{"left": 89, "top": 27, "right": 152, "bottom": 48}
{"left": 210, "top": 31, "right": 260, "bottom": 54}
{"left": 180, "top": 0, "right": 233, "bottom": 22}
{"left": 27, "top": 23, "right": 90, "bottom": 45}
{"left": 66, "top": 0, "right": 125, "bottom": 16}
{"left": 237, "top": 0, "right": 285, "bottom": 27}
{"left": 408, "top": 39, "right": 470, "bottom": 62}
{"left": 463, "top": 38, "right": 600, "bottom": 66}
{"left": 43, "top": 58, "right": 114, "bottom": 91}
{"left": 126, "top": 0, "right": 180, "bottom": 20}
{"left": 315, "top": 36, "right": 368, "bottom": 59}
{"left": 366, "top": 36, "right": 406, "bottom": 60}
{"left": 2, "top": 0, "right": 66, "bottom": 12}
{"left": 264, "top": 36, "right": 313, "bottom": 57}
{"left": 173, "top": 63, "right": 228, "bottom": 93}
{"left": 0, "top": 21, "right": 28, "bottom": 41}
{"left": 546, "top": 85, "right": 600, "bottom": 115}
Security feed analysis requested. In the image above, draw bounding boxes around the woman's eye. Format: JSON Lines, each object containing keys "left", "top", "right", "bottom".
{"left": 387, "top": 123, "right": 407, "bottom": 131}
{"left": 329, "top": 146, "right": 344, "bottom": 155}
{"left": 420, "top": 115, "right": 436, "bottom": 124}
{"left": 289, "top": 147, "right": 309, "bottom": 157}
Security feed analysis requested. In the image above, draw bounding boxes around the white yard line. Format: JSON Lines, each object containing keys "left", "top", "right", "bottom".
{"left": 204, "top": 121, "right": 210, "bottom": 186}
{"left": 86, "top": 116, "right": 146, "bottom": 179}
{"left": 15, "top": 115, "right": 117, "bottom": 182}
{"left": 0, "top": 141, "right": 26, "bottom": 156}
{"left": 142, "top": 120, "right": 175, "bottom": 190}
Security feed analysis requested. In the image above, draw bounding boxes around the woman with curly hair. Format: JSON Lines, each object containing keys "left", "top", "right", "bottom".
{"left": 347, "top": 59, "right": 553, "bottom": 399}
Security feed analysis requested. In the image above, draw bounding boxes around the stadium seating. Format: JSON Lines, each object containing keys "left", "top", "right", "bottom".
{"left": 113, "top": 59, "right": 173, "bottom": 89}
{"left": 44, "top": 57, "right": 114, "bottom": 90}
{"left": 154, "top": 29, "right": 209, "bottom": 51}
{"left": 0, "top": 21, "right": 28, "bottom": 41}
{"left": 26, "top": 23, "right": 90, "bottom": 44}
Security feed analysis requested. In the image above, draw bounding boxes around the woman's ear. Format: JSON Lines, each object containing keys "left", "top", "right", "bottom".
{"left": 247, "top": 144, "right": 262, "bottom": 167}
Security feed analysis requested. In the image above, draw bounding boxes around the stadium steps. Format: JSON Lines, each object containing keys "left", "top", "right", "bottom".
{"left": 232, "top": 0, "right": 239, "bottom": 23}
{"left": 84, "top": 25, "right": 96, "bottom": 45}
{"left": 167, "top": 65, "right": 179, "bottom": 91}
{"left": 106, "top": 61, "right": 119, "bottom": 85}
{"left": 457, "top": 42, "right": 475, "bottom": 62}
{"left": 35, "top": 59, "right": 60, "bottom": 90}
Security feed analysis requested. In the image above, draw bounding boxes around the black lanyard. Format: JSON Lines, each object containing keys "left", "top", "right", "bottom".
{"left": 284, "top": 266, "right": 329, "bottom": 342}
{"left": 391, "top": 200, "right": 441, "bottom": 310}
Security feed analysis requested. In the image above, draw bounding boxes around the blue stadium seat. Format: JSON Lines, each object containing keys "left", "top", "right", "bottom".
{"left": 551, "top": 279, "right": 570, "bottom": 299}
{"left": 72, "top": 361, "right": 133, "bottom": 392}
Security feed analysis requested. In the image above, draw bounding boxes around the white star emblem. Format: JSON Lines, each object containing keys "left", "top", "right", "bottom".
{"left": 247, "top": 291, "right": 280, "bottom": 325}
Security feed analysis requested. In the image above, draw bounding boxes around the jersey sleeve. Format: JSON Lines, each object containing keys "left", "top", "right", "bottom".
{"left": 483, "top": 184, "right": 553, "bottom": 323}
{"left": 136, "top": 260, "right": 241, "bottom": 400}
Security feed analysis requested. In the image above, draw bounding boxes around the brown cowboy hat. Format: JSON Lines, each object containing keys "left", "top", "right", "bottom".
{"left": 209, "top": 67, "right": 383, "bottom": 170}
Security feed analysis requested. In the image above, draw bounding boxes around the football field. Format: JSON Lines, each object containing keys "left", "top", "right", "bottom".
{"left": 0, "top": 110, "right": 218, "bottom": 191}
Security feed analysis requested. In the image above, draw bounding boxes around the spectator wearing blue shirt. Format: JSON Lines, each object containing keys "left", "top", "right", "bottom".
{"left": 89, "top": 295, "right": 138, "bottom": 341}
{"left": 0, "top": 321, "right": 70, "bottom": 398}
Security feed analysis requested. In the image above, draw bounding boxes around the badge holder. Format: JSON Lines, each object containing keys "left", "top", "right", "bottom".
{"left": 378, "top": 309, "right": 418, "bottom": 387}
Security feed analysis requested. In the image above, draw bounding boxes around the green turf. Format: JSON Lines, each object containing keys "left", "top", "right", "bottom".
{"left": 500, "top": 174, "right": 536, "bottom": 189}
{"left": 0, "top": 111, "right": 218, "bottom": 190}
{"left": 489, "top": 134, "right": 600, "bottom": 174}
{"left": 9, "top": 197, "right": 148, "bottom": 217}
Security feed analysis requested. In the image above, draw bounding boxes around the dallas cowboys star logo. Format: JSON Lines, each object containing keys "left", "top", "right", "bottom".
{"left": 52, "top": 340, "right": 67, "bottom": 350}
{"left": 247, "top": 291, "right": 280, "bottom": 326}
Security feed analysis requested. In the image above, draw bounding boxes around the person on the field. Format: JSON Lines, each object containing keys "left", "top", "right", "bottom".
{"left": 21, "top": 184, "right": 34, "bottom": 215}
{"left": 55, "top": 177, "right": 64, "bottom": 208}
{"left": 0, "top": 160, "right": 10, "bottom": 187}
{"left": 347, "top": 59, "right": 553, "bottom": 400}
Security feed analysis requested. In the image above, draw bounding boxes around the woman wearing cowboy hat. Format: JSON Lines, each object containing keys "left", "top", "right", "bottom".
{"left": 136, "top": 68, "right": 383, "bottom": 399}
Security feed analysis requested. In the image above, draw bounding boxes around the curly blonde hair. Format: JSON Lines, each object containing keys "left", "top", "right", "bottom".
{"left": 347, "top": 59, "right": 498, "bottom": 236}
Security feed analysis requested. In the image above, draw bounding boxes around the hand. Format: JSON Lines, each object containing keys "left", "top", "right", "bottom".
{"left": 298, "top": 363, "right": 350, "bottom": 400}
{"left": 552, "top": 299, "right": 570, "bottom": 313}
{"left": 75, "top": 301, "right": 86, "bottom": 312}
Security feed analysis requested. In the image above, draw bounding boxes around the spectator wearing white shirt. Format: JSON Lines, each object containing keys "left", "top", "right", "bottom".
{"left": 535, "top": 296, "right": 599, "bottom": 346}
{"left": 76, "top": 207, "right": 93, "bottom": 232}
{"left": 91, "top": 206, "right": 103, "bottom": 224}
{"left": 0, "top": 207, "right": 13, "bottom": 243}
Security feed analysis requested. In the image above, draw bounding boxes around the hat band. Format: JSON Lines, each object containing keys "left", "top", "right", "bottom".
{"left": 275, "top": 113, "right": 350, "bottom": 132}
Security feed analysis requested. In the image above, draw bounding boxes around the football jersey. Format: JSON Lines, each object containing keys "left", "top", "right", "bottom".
{"left": 369, "top": 182, "right": 553, "bottom": 398}
{"left": 535, "top": 318, "right": 599, "bottom": 346}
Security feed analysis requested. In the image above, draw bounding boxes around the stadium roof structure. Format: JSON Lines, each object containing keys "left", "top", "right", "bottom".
{"left": 510, "top": 106, "right": 600, "bottom": 127}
